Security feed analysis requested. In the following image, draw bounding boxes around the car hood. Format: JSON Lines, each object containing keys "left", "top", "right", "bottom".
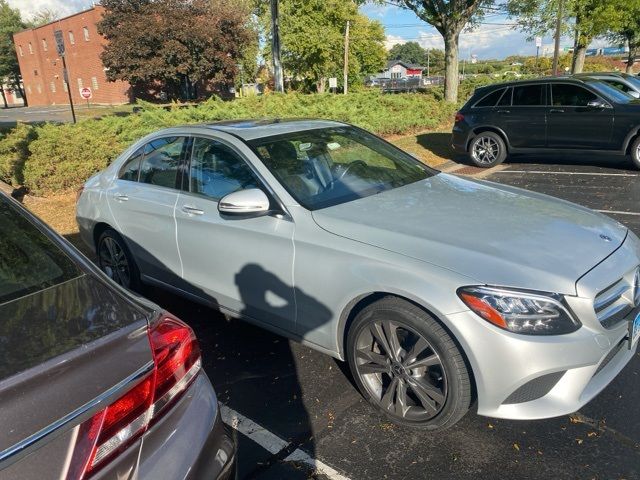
{"left": 311, "top": 173, "right": 627, "bottom": 295}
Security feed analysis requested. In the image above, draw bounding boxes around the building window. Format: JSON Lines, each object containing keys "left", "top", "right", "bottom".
{"left": 42, "top": 38, "right": 48, "bottom": 51}
{"left": 68, "top": 31, "right": 75, "bottom": 45}
{"left": 91, "top": 77, "right": 99, "bottom": 90}
{"left": 34, "top": 69, "right": 38, "bottom": 76}
{"left": 77, "top": 78, "right": 83, "bottom": 89}
{"left": 18, "top": 45, "right": 23, "bottom": 56}
{"left": 36, "top": 84, "right": 42, "bottom": 94}
{"left": 28, "top": 42, "right": 33, "bottom": 54}
{"left": 63, "top": 82, "right": 68, "bottom": 92}
{"left": 50, "top": 82, "right": 56, "bottom": 93}
{"left": 83, "top": 26, "right": 90, "bottom": 41}
{"left": 26, "top": 85, "right": 31, "bottom": 94}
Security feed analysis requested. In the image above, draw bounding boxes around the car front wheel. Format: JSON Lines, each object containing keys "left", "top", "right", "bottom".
{"left": 346, "top": 297, "right": 472, "bottom": 430}
{"left": 468, "top": 131, "right": 507, "bottom": 168}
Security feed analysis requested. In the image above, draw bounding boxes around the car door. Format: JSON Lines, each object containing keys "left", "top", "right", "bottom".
{"left": 547, "top": 82, "right": 615, "bottom": 149}
{"left": 175, "top": 134, "right": 296, "bottom": 332}
{"left": 106, "top": 135, "right": 187, "bottom": 284}
{"left": 494, "top": 84, "right": 547, "bottom": 148}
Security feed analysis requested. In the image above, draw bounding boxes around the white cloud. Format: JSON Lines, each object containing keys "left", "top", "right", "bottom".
{"left": 384, "top": 34, "right": 407, "bottom": 50}
{"left": 7, "top": 0, "right": 92, "bottom": 21}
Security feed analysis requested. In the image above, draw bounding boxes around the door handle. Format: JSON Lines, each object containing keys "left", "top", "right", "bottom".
{"left": 114, "top": 193, "right": 129, "bottom": 202}
{"left": 497, "top": 109, "right": 510, "bottom": 114}
{"left": 181, "top": 205, "right": 204, "bottom": 215}
{"left": 550, "top": 109, "right": 565, "bottom": 113}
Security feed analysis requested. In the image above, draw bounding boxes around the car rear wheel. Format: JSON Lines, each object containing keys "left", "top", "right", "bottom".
{"left": 97, "top": 229, "right": 140, "bottom": 290}
{"left": 630, "top": 136, "right": 640, "bottom": 170}
{"left": 468, "top": 132, "right": 507, "bottom": 168}
{"left": 346, "top": 297, "right": 472, "bottom": 430}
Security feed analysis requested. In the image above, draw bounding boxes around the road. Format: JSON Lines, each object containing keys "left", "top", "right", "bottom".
{"left": 140, "top": 153, "right": 639, "bottom": 480}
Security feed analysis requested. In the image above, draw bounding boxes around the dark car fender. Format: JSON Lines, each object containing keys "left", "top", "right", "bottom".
{"left": 465, "top": 125, "right": 512, "bottom": 152}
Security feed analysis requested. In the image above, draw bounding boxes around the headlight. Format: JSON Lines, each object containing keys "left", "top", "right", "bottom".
{"left": 457, "top": 286, "right": 581, "bottom": 335}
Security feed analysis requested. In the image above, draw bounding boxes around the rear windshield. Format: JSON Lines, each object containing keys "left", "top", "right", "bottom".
{"left": 0, "top": 197, "right": 81, "bottom": 304}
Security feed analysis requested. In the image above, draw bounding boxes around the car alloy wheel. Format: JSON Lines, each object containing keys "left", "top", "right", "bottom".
{"left": 353, "top": 319, "right": 447, "bottom": 422}
{"left": 98, "top": 235, "right": 132, "bottom": 288}
{"left": 471, "top": 136, "right": 500, "bottom": 165}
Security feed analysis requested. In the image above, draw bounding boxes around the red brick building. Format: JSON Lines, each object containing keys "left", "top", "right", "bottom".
{"left": 13, "top": 6, "right": 131, "bottom": 107}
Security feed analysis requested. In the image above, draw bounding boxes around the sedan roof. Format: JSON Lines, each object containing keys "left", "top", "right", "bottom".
{"left": 204, "top": 118, "right": 347, "bottom": 140}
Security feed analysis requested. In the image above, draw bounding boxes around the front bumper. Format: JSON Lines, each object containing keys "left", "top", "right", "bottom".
{"left": 446, "top": 231, "right": 640, "bottom": 420}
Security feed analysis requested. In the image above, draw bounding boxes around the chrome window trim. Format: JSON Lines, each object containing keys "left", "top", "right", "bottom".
{"left": 0, "top": 361, "right": 154, "bottom": 470}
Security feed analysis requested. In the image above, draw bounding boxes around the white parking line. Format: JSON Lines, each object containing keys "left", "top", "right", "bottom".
{"left": 596, "top": 210, "right": 640, "bottom": 216}
{"left": 495, "top": 170, "right": 639, "bottom": 177}
{"left": 220, "top": 404, "right": 350, "bottom": 480}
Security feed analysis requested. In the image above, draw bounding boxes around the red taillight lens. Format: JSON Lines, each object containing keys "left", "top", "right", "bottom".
{"left": 454, "top": 112, "right": 465, "bottom": 123}
{"left": 67, "top": 313, "right": 201, "bottom": 479}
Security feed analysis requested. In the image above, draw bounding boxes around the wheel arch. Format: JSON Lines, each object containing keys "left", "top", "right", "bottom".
{"left": 93, "top": 221, "right": 114, "bottom": 250}
{"left": 337, "top": 291, "right": 478, "bottom": 402}
{"left": 467, "top": 126, "right": 510, "bottom": 152}
{"left": 622, "top": 126, "right": 640, "bottom": 154}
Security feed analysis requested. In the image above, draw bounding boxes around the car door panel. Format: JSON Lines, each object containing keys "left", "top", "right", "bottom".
{"left": 547, "top": 83, "right": 615, "bottom": 149}
{"left": 106, "top": 136, "right": 186, "bottom": 283}
{"left": 496, "top": 85, "right": 547, "bottom": 148}
{"left": 175, "top": 136, "right": 296, "bottom": 332}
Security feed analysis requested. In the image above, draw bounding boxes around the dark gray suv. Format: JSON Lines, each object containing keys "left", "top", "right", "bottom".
{"left": 452, "top": 76, "right": 640, "bottom": 169}
{"left": 0, "top": 192, "right": 235, "bottom": 479}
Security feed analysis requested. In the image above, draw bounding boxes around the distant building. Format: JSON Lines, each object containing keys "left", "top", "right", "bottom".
{"left": 1, "top": 80, "right": 25, "bottom": 106}
{"left": 377, "top": 60, "right": 425, "bottom": 80}
{"left": 13, "top": 6, "right": 131, "bottom": 107}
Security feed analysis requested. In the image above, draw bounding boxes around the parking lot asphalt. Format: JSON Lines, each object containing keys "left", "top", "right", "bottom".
{"left": 142, "top": 153, "right": 640, "bottom": 480}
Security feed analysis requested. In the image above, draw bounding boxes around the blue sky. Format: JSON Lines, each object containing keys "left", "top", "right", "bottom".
{"left": 11, "top": 0, "right": 611, "bottom": 60}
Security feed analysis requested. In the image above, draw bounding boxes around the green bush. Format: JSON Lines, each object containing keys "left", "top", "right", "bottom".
{"left": 0, "top": 124, "right": 37, "bottom": 186}
{"left": 14, "top": 90, "right": 461, "bottom": 196}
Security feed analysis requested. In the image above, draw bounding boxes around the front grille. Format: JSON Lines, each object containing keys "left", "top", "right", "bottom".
{"left": 502, "top": 371, "right": 566, "bottom": 405}
{"left": 593, "top": 267, "right": 639, "bottom": 329}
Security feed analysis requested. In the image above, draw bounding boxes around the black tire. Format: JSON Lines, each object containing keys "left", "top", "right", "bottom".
{"left": 630, "top": 136, "right": 640, "bottom": 170}
{"left": 468, "top": 131, "right": 507, "bottom": 168}
{"left": 96, "top": 228, "right": 141, "bottom": 291}
{"left": 346, "top": 296, "right": 472, "bottom": 430}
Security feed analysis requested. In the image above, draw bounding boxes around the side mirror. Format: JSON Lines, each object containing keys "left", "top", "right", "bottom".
{"left": 630, "top": 91, "right": 640, "bottom": 99}
{"left": 586, "top": 100, "right": 607, "bottom": 109}
{"left": 218, "top": 188, "right": 270, "bottom": 217}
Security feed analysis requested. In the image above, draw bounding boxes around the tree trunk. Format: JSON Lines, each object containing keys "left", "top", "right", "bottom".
{"left": 443, "top": 30, "right": 460, "bottom": 103}
{"left": 14, "top": 81, "right": 26, "bottom": 107}
{"left": 316, "top": 77, "right": 326, "bottom": 94}
{"left": 0, "top": 87, "right": 7, "bottom": 109}
{"left": 626, "top": 40, "right": 637, "bottom": 73}
{"left": 572, "top": 44, "right": 587, "bottom": 73}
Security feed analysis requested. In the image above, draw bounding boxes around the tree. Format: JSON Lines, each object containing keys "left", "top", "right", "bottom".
{"left": 99, "top": 0, "right": 253, "bottom": 100}
{"left": 0, "top": 0, "right": 25, "bottom": 108}
{"left": 394, "top": 0, "right": 493, "bottom": 102}
{"left": 27, "top": 7, "right": 60, "bottom": 28}
{"left": 262, "top": 0, "right": 385, "bottom": 93}
{"left": 388, "top": 41, "right": 427, "bottom": 64}
{"left": 608, "top": 0, "right": 640, "bottom": 73}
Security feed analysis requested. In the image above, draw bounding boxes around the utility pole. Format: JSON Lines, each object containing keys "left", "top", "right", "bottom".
{"left": 552, "top": 0, "right": 563, "bottom": 76}
{"left": 427, "top": 49, "right": 430, "bottom": 77}
{"left": 270, "top": 0, "right": 284, "bottom": 93}
{"left": 343, "top": 20, "right": 350, "bottom": 95}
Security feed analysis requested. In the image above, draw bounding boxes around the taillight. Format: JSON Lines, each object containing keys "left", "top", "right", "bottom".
{"left": 66, "top": 313, "right": 201, "bottom": 479}
{"left": 454, "top": 112, "right": 465, "bottom": 123}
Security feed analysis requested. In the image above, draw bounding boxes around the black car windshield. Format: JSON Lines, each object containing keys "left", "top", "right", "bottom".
{"left": 248, "top": 126, "right": 433, "bottom": 210}
{"left": 0, "top": 197, "right": 82, "bottom": 304}
{"left": 588, "top": 80, "right": 634, "bottom": 103}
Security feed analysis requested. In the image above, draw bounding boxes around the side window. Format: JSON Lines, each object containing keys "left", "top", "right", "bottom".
{"left": 551, "top": 84, "right": 598, "bottom": 106}
{"left": 139, "top": 137, "right": 186, "bottom": 188}
{"left": 189, "top": 138, "right": 259, "bottom": 200}
{"left": 603, "top": 79, "right": 631, "bottom": 94}
{"left": 497, "top": 87, "right": 512, "bottom": 106}
{"left": 474, "top": 88, "right": 506, "bottom": 108}
{"left": 118, "top": 147, "right": 143, "bottom": 181}
{"left": 512, "top": 85, "right": 544, "bottom": 106}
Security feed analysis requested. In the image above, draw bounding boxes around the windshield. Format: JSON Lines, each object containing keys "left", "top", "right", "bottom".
{"left": 248, "top": 126, "right": 434, "bottom": 210}
{"left": 0, "top": 196, "right": 82, "bottom": 304}
{"left": 588, "top": 80, "right": 634, "bottom": 103}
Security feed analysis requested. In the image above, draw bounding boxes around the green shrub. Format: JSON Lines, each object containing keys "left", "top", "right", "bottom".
{"left": 0, "top": 124, "right": 37, "bottom": 186}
